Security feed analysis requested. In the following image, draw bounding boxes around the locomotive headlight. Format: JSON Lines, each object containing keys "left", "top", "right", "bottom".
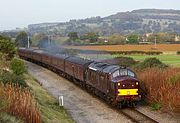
{"left": 136, "top": 82, "right": 139, "bottom": 85}
{"left": 118, "top": 83, "right": 120, "bottom": 86}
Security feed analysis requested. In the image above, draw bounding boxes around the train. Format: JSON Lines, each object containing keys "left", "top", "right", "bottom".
{"left": 18, "top": 48, "right": 141, "bottom": 108}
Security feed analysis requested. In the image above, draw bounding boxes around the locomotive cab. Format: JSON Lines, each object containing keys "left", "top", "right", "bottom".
{"left": 111, "top": 68, "right": 141, "bottom": 107}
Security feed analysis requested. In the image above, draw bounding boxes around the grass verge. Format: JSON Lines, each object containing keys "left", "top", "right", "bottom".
{"left": 25, "top": 74, "right": 75, "bottom": 123}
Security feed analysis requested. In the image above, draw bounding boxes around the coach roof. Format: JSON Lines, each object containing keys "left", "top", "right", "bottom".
{"left": 66, "top": 56, "right": 93, "bottom": 65}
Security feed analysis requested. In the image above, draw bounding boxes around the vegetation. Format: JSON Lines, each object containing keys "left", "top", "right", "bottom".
{"left": 68, "top": 44, "right": 180, "bottom": 52}
{"left": 127, "top": 34, "right": 139, "bottom": 44}
{"left": 0, "top": 83, "right": 41, "bottom": 123}
{"left": 15, "top": 31, "right": 30, "bottom": 47}
{"left": 107, "top": 34, "right": 126, "bottom": 45}
{"left": 137, "top": 68, "right": 180, "bottom": 112}
{"left": 27, "top": 9, "right": 180, "bottom": 37}
{"left": 177, "top": 51, "right": 180, "bottom": 55}
{"left": 111, "top": 51, "right": 163, "bottom": 55}
{"left": 68, "top": 32, "right": 79, "bottom": 41}
{"left": 115, "top": 57, "right": 138, "bottom": 67}
{"left": 10, "top": 58, "right": 27, "bottom": 76}
{"left": 0, "top": 113, "right": 23, "bottom": 123}
{"left": 120, "top": 55, "right": 180, "bottom": 67}
{"left": 134, "top": 57, "right": 168, "bottom": 70}
{"left": 0, "top": 71, "right": 27, "bottom": 87}
{"left": 26, "top": 75, "right": 74, "bottom": 123}
{"left": 0, "top": 37, "right": 16, "bottom": 60}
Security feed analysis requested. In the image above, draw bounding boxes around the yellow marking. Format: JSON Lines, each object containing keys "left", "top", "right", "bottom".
{"left": 118, "top": 89, "right": 138, "bottom": 96}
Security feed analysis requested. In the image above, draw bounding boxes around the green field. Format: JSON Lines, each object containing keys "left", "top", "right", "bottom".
{"left": 116, "top": 55, "right": 180, "bottom": 67}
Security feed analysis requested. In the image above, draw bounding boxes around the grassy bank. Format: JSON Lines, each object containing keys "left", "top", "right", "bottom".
{"left": 25, "top": 74, "right": 75, "bottom": 123}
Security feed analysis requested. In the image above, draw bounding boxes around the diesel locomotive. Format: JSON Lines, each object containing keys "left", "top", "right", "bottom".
{"left": 18, "top": 48, "right": 141, "bottom": 108}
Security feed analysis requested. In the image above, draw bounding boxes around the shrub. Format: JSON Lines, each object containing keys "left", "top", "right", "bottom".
{"left": 134, "top": 57, "right": 168, "bottom": 70}
{"left": 0, "top": 71, "right": 27, "bottom": 87}
{"left": 10, "top": 58, "right": 26, "bottom": 76}
{"left": 0, "top": 39, "right": 16, "bottom": 60}
{"left": 151, "top": 103, "right": 162, "bottom": 110}
{"left": 177, "top": 51, "right": 180, "bottom": 55}
{"left": 115, "top": 57, "right": 138, "bottom": 67}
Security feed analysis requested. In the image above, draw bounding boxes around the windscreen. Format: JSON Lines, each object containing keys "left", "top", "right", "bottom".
{"left": 112, "top": 69, "right": 135, "bottom": 78}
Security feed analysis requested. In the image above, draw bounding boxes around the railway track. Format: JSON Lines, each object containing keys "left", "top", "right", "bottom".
{"left": 120, "top": 108, "right": 158, "bottom": 123}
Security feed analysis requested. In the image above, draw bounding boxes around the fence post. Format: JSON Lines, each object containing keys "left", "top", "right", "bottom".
{"left": 59, "top": 95, "right": 64, "bottom": 107}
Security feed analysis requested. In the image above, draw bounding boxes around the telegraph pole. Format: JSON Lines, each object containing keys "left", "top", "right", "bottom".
{"left": 28, "top": 36, "right": 30, "bottom": 48}
{"left": 155, "top": 36, "right": 157, "bottom": 49}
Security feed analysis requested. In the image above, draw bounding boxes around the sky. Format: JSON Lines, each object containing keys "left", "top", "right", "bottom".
{"left": 0, "top": 0, "right": 179, "bottom": 31}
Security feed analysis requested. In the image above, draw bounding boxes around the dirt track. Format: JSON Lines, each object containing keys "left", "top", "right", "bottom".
{"left": 26, "top": 61, "right": 132, "bottom": 123}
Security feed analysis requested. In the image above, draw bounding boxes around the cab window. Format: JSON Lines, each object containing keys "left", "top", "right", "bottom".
{"left": 127, "top": 70, "right": 135, "bottom": 77}
{"left": 112, "top": 70, "right": 120, "bottom": 78}
{"left": 120, "top": 69, "right": 127, "bottom": 76}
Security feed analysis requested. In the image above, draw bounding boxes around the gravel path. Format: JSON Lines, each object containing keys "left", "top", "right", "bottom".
{"left": 26, "top": 62, "right": 132, "bottom": 123}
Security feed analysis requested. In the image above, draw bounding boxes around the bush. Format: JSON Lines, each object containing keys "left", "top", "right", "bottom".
{"left": 177, "top": 51, "right": 180, "bottom": 55}
{"left": 0, "top": 39, "right": 16, "bottom": 60}
{"left": 0, "top": 71, "right": 27, "bottom": 87}
{"left": 115, "top": 57, "right": 138, "bottom": 67}
{"left": 134, "top": 57, "right": 168, "bottom": 70}
{"left": 10, "top": 58, "right": 26, "bottom": 76}
{"left": 151, "top": 103, "right": 162, "bottom": 110}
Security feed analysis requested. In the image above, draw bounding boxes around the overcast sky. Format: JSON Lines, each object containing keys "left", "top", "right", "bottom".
{"left": 0, "top": 0, "right": 179, "bottom": 31}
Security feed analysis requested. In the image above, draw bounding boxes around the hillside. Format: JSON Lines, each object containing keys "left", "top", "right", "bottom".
{"left": 28, "top": 9, "right": 180, "bottom": 36}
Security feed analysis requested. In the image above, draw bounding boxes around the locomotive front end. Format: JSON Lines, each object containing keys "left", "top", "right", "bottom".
{"left": 111, "top": 68, "right": 141, "bottom": 107}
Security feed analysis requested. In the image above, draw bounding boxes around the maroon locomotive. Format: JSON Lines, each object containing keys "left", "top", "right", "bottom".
{"left": 18, "top": 48, "right": 141, "bottom": 108}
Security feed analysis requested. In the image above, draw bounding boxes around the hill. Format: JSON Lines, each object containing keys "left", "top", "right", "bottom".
{"left": 24, "top": 9, "right": 180, "bottom": 36}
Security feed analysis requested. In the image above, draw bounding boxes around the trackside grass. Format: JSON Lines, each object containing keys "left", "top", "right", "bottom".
{"left": 25, "top": 74, "right": 75, "bottom": 123}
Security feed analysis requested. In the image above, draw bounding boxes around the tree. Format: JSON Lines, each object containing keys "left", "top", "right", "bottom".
{"left": 15, "top": 31, "right": 29, "bottom": 47}
{"left": 80, "top": 32, "right": 99, "bottom": 43}
{"left": 108, "top": 34, "right": 126, "bottom": 44}
{"left": 32, "top": 33, "right": 48, "bottom": 47}
{"left": 0, "top": 37, "right": 16, "bottom": 60}
{"left": 68, "top": 32, "right": 79, "bottom": 40}
{"left": 127, "top": 34, "right": 139, "bottom": 44}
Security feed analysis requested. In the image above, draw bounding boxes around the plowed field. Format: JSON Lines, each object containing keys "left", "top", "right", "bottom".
{"left": 68, "top": 44, "right": 180, "bottom": 52}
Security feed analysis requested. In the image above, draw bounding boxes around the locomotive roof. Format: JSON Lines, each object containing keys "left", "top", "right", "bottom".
{"left": 66, "top": 56, "right": 93, "bottom": 65}
{"left": 88, "top": 62, "right": 120, "bottom": 74}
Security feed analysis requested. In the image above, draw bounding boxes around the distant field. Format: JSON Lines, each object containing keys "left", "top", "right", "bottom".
{"left": 68, "top": 44, "right": 180, "bottom": 52}
{"left": 79, "top": 53, "right": 180, "bottom": 67}
{"left": 116, "top": 55, "right": 180, "bottom": 67}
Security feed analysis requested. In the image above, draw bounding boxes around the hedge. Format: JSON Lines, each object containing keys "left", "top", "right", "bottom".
{"left": 177, "top": 51, "right": 180, "bottom": 55}
{"left": 109, "top": 51, "right": 163, "bottom": 55}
